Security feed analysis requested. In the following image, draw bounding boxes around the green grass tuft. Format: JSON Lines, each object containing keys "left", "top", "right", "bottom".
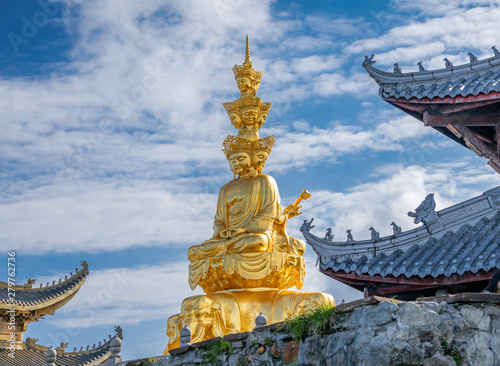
{"left": 280, "top": 305, "right": 344, "bottom": 341}
{"left": 135, "top": 358, "right": 156, "bottom": 366}
{"left": 264, "top": 337, "right": 274, "bottom": 346}
{"left": 202, "top": 339, "right": 234, "bottom": 365}
{"left": 441, "top": 341, "right": 462, "bottom": 365}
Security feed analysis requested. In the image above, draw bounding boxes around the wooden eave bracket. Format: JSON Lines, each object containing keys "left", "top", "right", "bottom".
{"left": 447, "top": 123, "right": 500, "bottom": 173}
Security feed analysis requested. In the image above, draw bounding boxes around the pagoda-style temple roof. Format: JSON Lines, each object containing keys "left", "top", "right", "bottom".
{"left": 303, "top": 187, "right": 500, "bottom": 299}
{"left": 0, "top": 262, "right": 89, "bottom": 341}
{"left": 0, "top": 327, "right": 122, "bottom": 366}
{"left": 362, "top": 49, "right": 500, "bottom": 173}
{"left": 363, "top": 53, "right": 500, "bottom": 100}
{"left": 0, "top": 261, "right": 88, "bottom": 309}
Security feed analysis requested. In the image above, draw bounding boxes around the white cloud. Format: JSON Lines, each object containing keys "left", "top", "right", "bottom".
{"left": 291, "top": 55, "right": 342, "bottom": 75}
{"left": 389, "top": 0, "right": 500, "bottom": 17}
{"left": 47, "top": 263, "right": 204, "bottom": 329}
{"left": 301, "top": 162, "right": 500, "bottom": 240}
{"left": 346, "top": 5, "right": 500, "bottom": 71}
{"left": 0, "top": 180, "right": 219, "bottom": 254}
{"left": 266, "top": 114, "right": 436, "bottom": 172}
{"left": 313, "top": 72, "right": 376, "bottom": 97}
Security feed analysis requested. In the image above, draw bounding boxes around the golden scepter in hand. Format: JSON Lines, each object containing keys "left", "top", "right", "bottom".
{"left": 284, "top": 190, "right": 311, "bottom": 218}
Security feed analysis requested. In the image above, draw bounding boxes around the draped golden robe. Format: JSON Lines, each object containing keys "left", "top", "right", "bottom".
{"left": 187, "top": 174, "right": 305, "bottom": 292}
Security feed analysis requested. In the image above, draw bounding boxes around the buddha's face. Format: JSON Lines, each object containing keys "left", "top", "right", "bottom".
{"left": 242, "top": 108, "right": 259, "bottom": 127}
{"left": 229, "top": 113, "right": 242, "bottom": 128}
{"left": 229, "top": 152, "right": 251, "bottom": 176}
{"left": 257, "top": 112, "right": 268, "bottom": 128}
{"left": 236, "top": 77, "right": 252, "bottom": 92}
{"left": 253, "top": 150, "right": 269, "bottom": 172}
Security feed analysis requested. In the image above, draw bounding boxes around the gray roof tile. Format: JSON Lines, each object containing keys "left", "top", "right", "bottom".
{"left": 0, "top": 264, "right": 88, "bottom": 306}
{"left": 303, "top": 187, "right": 500, "bottom": 280}
{"left": 363, "top": 54, "right": 500, "bottom": 100}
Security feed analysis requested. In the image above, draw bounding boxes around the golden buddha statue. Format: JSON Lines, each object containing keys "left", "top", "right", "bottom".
{"left": 164, "top": 36, "right": 334, "bottom": 354}
{"left": 187, "top": 135, "right": 307, "bottom": 293}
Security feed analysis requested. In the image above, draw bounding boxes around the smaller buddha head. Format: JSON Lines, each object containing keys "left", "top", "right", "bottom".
{"left": 256, "top": 102, "right": 272, "bottom": 129}
{"left": 223, "top": 102, "right": 242, "bottom": 129}
{"left": 252, "top": 135, "right": 275, "bottom": 174}
{"left": 229, "top": 112, "right": 242, "bottom": 129}
{"left": 232, "top": 35, "right": 263, "bottom": 96}
{"left": 241, "top": 107, "right": 259, "bottom": 128}
{"left": 253, "top": 150, "right": 269, "bottom": 173}
{"left": 236, "top": 77, "right": 253, "bottom": 94}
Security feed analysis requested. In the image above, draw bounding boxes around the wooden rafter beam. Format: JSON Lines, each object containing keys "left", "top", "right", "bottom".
{"left": 434, "top": 100, "right": 499, "bottom": 114}
{"left": 423, "top": 110, "right": 500, "bottom": 127}
{"left": 390, "top": 99, "right": 500, "bottom": 115}
{"left": 446, "top": 123, "right": 500, "bottom": 173}
{"left": 321, "top": 268, "right": 497, "bottom": 287}
{"left": 497, "top": 123, "right": 500, "bottom": 157}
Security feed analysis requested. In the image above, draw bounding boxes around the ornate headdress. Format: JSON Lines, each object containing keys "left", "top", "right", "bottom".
{"left": 232, "top": 35, "right": 263, "bottom": 90}
{"left": 253, "top": 136, "right": 275, "bottom": 154}
{"left": 222, "top": 135, "right": 254, "bottom": 158}
{"left": 260, "top": 102, "right": 272, "bottom": 115}
{"left": 238, "top": 95, "right": 263, "bottom": 111}
{"left": 223, "top": 101, "right": 239, "bottom": 115}
{"left": 222, "top": 135, "right": 275, "bottom": 159}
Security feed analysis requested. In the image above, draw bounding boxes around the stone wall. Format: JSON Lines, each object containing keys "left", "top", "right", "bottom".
{"left": 129, "top": 294, "right": 500, "bottom": 366}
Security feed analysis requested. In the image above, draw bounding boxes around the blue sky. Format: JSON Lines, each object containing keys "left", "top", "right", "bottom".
{"left": 2, "top": 0, "right": 500, "bottom": 360}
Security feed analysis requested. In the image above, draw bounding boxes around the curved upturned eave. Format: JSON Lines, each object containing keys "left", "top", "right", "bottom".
{"left": 363, "top": 55, "right": 500, "bottom": 85}
{"left": 0, "top": 276, "right": 87, "bottom": 314}
{"left": 0, "top": 263, "right": 89, "bottom": 313}
{"left": 0, "top": 340, "right": 113, "bottom": 366}
{"left": 302, "top": 224, "right": 431, "bottom": 259}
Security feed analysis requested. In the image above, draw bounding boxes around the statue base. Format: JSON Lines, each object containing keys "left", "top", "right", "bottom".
{"left": 164, "top": 288, "right": 334, "bottom": 354}
{"left": 189, "top": 252, "right": 306, "bottom": 293}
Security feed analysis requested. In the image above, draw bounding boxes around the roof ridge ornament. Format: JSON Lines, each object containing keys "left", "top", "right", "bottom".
{"left": 300, "top": 218, "right": 315, "bottom": 232}
{"left": 391, "top": 222, "right": 402, "bottom": 235}
{"left": 393, "top": 63, "right": 402, "bottom": 73}
{"left": 362, "top": 54, "right": 375, "bottom": 67}
{"left": 369, "top": 227, "right": 380, "bottom": 240}
{"left": 408, "top": 193, "right": 444, "bottom": 233}
{"left": 24, "top": 278, "right": 36, "bottom": 289}
{"left": 408, "top": 193, "right": 437, "bottom": 224}
{"left": 26, "top": 337, "right": 39, "bottom": 350}
{"left": 493, "top": 45, "right": 500, "bottom": 56}
{"left": 324, "top": 227, "right": 334, "bottom": 241}
{"left": 468, "top": 52, "right": 478, "bottom": 63}
{"left": 346, "top": 229, "right": 354, "bottom": 242}
{"left": 417, "top": 62, "right": 426, "bottom": 72}
{"left": 443, "top": 58, "right": 453, "bottom": 68}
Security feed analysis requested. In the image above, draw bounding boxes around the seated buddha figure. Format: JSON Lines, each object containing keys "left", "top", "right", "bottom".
{"left": 187, "top": 135, "right": 305, "bottom": 265}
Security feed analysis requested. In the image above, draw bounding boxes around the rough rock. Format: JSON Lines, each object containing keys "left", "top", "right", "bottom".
{"left": 148, "top": 297, "right": 500, "bottom": 366}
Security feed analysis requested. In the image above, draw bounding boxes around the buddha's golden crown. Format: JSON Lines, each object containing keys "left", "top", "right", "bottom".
{"left": 223, "top": 98, "right": 272, "bottom": 116}
{"left": 222, "top": 135, "right": 275, "bottom": 158}
{"left": 232, "top": 35, "right": 263, "bottom": 82}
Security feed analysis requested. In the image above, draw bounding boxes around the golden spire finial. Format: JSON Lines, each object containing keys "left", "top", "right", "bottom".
{"left": 244, "top": 34, "right": 252, "bottom": 67}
